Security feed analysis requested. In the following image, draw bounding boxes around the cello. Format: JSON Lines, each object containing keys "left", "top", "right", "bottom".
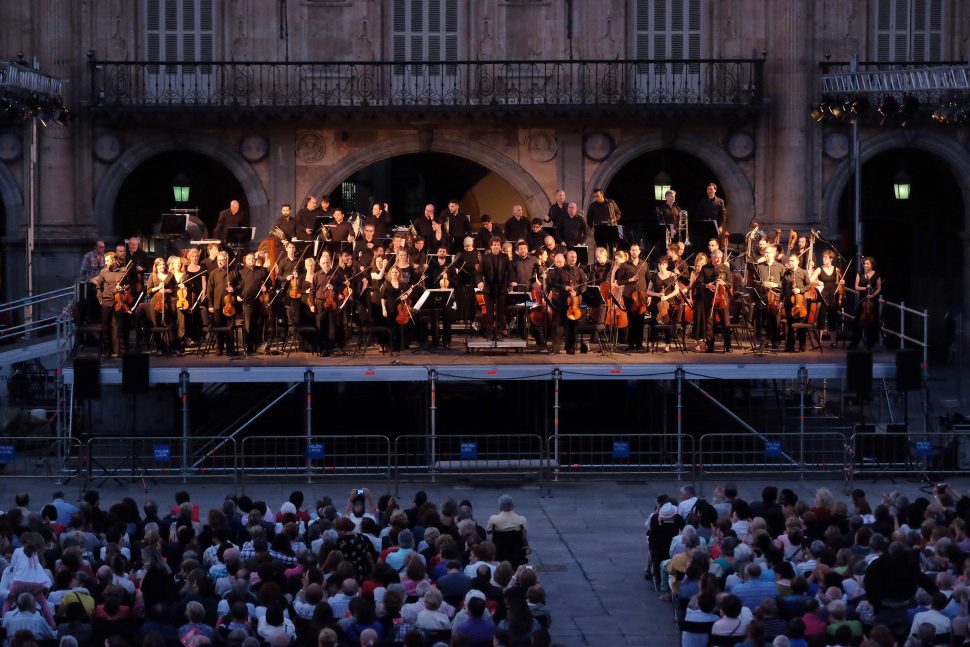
{"left": 601, "top": 265, "right": 628, "bottom": 329}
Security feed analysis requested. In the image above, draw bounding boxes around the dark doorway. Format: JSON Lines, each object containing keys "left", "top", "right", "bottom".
{"left": 113, "top": 151, "right": 246, "bottom": 248}
{"left": 605, "top": 148, "right": 724, "bottom": 247}
{"left": 334, "top": 153, "right": 528, "bottom": 225}
{"left": 838, "top": 147, "right": 963, "bottom": 362}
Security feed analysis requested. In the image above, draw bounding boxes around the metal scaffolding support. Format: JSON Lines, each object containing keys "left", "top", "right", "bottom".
{"left": 822, "top": 64, "right": 970, "bottom": 96}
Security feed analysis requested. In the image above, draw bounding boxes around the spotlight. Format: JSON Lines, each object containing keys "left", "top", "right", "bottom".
{"left": 877, "top": 95, "right": 899, "bottom": 125}
{"left": 810, "top": 103, "right": 827, "bottom": 123}
{"left": 898, "top": 94, "right": 919, "bottom": 127}
{"left": 828, "top": 98, "right": 848, "bottom": 120}
{"left": 848, "top": 97, "right": 870, "bottom": 120}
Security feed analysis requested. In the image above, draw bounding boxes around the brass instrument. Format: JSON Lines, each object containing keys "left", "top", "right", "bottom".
{"left": 679, "top": 209, "right": 690, "bottom": 247}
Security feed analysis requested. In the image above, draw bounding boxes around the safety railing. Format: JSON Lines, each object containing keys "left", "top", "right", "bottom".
{"left": 0, "top": 436, "right": 82, "bottom": 482}
{"left": 394, "top": 434, "right": 545, "bottom": 494}
{"left": 0, "top": 286, "right": 76, "bottom": 343}
{"left": 841, "top": 287, "right": 928, "bottom": 371}
{"left": 239, "top": 435, "right": 391, "bottom": 484}
{"left": 697, "top": 431, "right": 851, "bottom": 488}
{"left": 846, "top": 430, "right": 970, "bottom": 486}
{"left": 85, "top": 436, "right": 238, "bottom": 484}
{"left": 546, "top": 433, "right": 694, "bottom": 480}
{"left": 90, "top": 59, "right": 765, "bottom": 113}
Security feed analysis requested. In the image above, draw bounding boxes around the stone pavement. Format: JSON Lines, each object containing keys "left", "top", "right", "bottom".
{"left": 8, "top": 475, "right": 967, "bottom": 646}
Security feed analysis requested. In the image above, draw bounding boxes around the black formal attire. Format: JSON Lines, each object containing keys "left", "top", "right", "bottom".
{"left": 561, "top": 215, "right": 589, "bottom": 248}
{"left": 649, "top": 272, "right": 682, "bottom": 345}
{"left": 547, "top": 202, "right": 568, "bottom": 241}
{"left": 179, "top": 265, "right": 208, "bottom": 343}
{"left": 329, "top": 220, "right": 354, "bottom": 244}
{"left": 96, "top": 265, "right": 128, "bottom": 356}
{"left": 754, "top": 261, "right": 784, "bottom": 348}
{"left": 622, "top": 259, "right": 649, "bottom": 350}
{"left": 213, "top": 208, "right": 246, "bottom": 243}
{"left": 503, "top": 216, "right": 530, "bottom": 245}
{"left": 353, "top": 236, "right": 380, "bottom": 271}
{"left": 144, "top": 273, "right": 177, "bottom": 353}
{"left": 547, "top": 264, "right": 585, "bottom": 353}
{"left": 424, "top": 257, "right": 456, "bottom": 346}
{"left": 206, "top": 266, "right": 238, "bottom": 355}
{"left": 412, "top": 216, "right": 440, "bottom": 244}
{"left": 796, "top": 248, "right": 813, "bottom": 271}
{"left": 238, "top": 265, "right": 268, "bottom": 354}
{"left": 587, "top": 199, "right": 620, "bottom": 250}
{"left": 312, "top": 269, "right": 339, "bottom": 354}
{"left": 588, "top": 262, "right": 611, "bottom": 325}
{"left": 441, "top": 210, "right": 472, "bottom": 254}
{"left": 380, "top": 282, "right": 406, "bottom": 352}
{"left": 702, "top": 262, "right": 732, "bottom": 352}
{"left": 276, "top": 255, "right": 302, "bottom": 329}
{"left": 610, "top": 262, "right": 634, "bottom": 344}
{"left": 526, "top": 229, "right": 547, "bottom": 254}
{"left": 852, "top": 271, "right": 882, "bottom": 350}
{"left": 454, "top": 250, "right": 480, "bottom": 327}
{"left": 364, "top": 210, "right": 393, "bottom": 239}
{"left": 272, "top": 215, "right": 300, "bottom": 242}
{"left": 127, "top": 249, "right": 151, "bottom": 276}
{"left": 693, "top": 195, "right": 727, "bottom": 241}
{"left": 656, "top": 202, "right": 681, "bottom": 242}
{"left": 816, "top": 266, "right": 841, "bottom": 335}
{"left": 478, "top": 252, "right": 513, "bottom": 340}
{"left": 511, "top": 254, "right": 540, "bottom": 341}
{"left": 474, "top": 225, "right": 503, "bottom": 250}
{"left": 782, "top": 266, "right": 810, "bottom": 352}
{"left": 295, "top": 207, "right": 319, "bottom": 238}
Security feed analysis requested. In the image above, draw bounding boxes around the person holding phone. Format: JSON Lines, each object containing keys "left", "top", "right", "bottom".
{"left": 344, "top": 488, "right": 377, "bottom": 532}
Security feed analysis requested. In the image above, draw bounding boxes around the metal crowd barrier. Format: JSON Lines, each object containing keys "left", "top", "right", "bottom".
{"left": 698, "top": 431, "right": 851, "bottom": 490}
{"left": 546, "top": 433, "right": 694, "bottom": 480}
{"left": 847, "top": 430, "right": 970, "bottom": 487}
{"left": 85, "top": 436, "right": 238, "bottom": 485}
{"left": 239, "top": 435, "right": 391, "bottom": 484}
{"left": 393, "top": 434, "right": 545, "bottom": 494}
{"left": 0, "top": 436, "right": 82, "bottom": 482}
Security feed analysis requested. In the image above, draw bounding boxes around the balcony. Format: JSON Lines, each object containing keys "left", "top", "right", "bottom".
{"left": 89, "top": 59, "right": 764, "bottom": 121}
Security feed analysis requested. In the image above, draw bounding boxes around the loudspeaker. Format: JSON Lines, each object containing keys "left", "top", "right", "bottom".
{"left": 73, "top": 357, "right": 101, "bottom": 400}
{"left": 846, "top": 350, "right": 872, "bottom": 396}
{"left": 122, "top": 352, "right": 150, "bottom": 394}
{"left": 895, "top": 349, "right": 922, "bottom": 392}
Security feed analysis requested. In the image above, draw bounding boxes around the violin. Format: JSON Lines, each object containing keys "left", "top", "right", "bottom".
{"left": 629, "top": 260, "right": 650, "bottom": 316}
{"left": 860, "top": 289, "right": 876, "bottom": 324}
{"left": 176, "top": 282, "right": 189, "bottom": 310}
{"left": 565, "top": 283, "right": 583, "bottom": 321}
{"left": 321, "top": 272, "right": 338, "bottom": 311}
{"left": 153, "top": 284, "right": 166, "bottom": 313}
{"left": 395, "top": 300, "right": 411, "bottom": 325}
{"left": 476, "top": 291, "right": 487, "bottom": 315}
{"left": 766, "top": 289, "right": 780, "bottom": 316}
{"left": 222, "top": 275, "right": 236, "bottom": 317}
{"left": 113, "top": 260, "right": 135, "bottom": 313}
{"left": 791, "top": 292, "right": 807, "bottom": 319}
{"left": 656, "top": 298, "right": 671, "bottom": 325}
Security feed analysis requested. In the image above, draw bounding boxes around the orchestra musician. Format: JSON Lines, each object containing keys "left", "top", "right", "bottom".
{"left": 207, "top": 251, "right": 238, "bottom": 356}
{"left": 782, "top": 253, "right": 810, "bottom": 353}
{"left": 504, "top": 205, "right": 530, "bottom": 244}
{"left": 413, "top": 204, "right": 444, "bottom": 245}
{"left": 850, "top": 256, "right": 882, "bottom": 351}
{"left": 182, "top": 246, "right": 208, "bottom": 346}
{"left": 542, "top": 235, "right": 566, "bottom": 263}
{"left": 238, "top": 253, "right": 268, "bottom": 356}
{"left": 364, "top": 202, "right": 393, "bottom": 239}
{"left": 656, "top": 190, "right": 681, "bottom": 243}
{"left": 526, "top": 218, "right": 547, "bottom": 253}
{"left": 455, "top": 237, "right": 480, "bottom": 329}
{"left": 561, "top": 202, "right": 589, "bottom": 248}
{"left": 272, "top": 204, "right": 299, "bottom": 242}
{"left": 511, "top": 240, "right": 541, "bottom": 344}
{"left": 311, "top": 255, "right": 339, "bottom": 357}
{"left": 169, "top": 255, "right": 189, "bottom": 351}
{"left": 144, "top": 257, "right": 177, "bottom": 355}
{"left": 795, "top": 235, "right": 812, "bottom": 270}
{"left": 547, "top": 189, "right": 568, "bottom": 242}
{"left": 441, "top": 199, "right": 471, "bottom": 254}
{"left": 693, "top": 183, "right": 727, "bottom": 240}
{"left": 811, "top": 249, "right": 843, "bottom": 347}
{"left": 588, "top": 247, "right": 612, "bottom": 325}
{"left": 706, "top": 248, "right": 732, "bottom": 353}
{"left": 688, "top": 253, "right": 710, "bottom": 352}
{"left": 276, "top": 242, "right": 302, "bottom": 331}
{"left": 622, "top": 243, "right": 649, "bottom": 352}
{"left": 295, "top": 195, "right": 319, "bottom": 239}
{"left": 754, "top": 244, "right": 784, "bottom": 350}
{"left": 477, "top": 236, "right": 513, "bottom": 340}
{"left": 354, "top": 223, "right": 380, "bottom": 271}
{"left": 547, "top": 251, "right": 586, "bottom": 355}
{"left": 95, "top": 251, "right": 127, "bottom": 358}
{"left": 425, "top": 245, "right": 456, "bottom": 348}
{"left": 380, "top": 265, "right": 407, "bottom": 355}
{"left": 474, "top": 215, "right": 503, "bottom": 250}
{"left": 334, "top": 249, "right": 357, "bottom": 350}
{"left": 213, "top": 200, "right": 247, "bottom": 243}
{"left": 329, "top": 208, "right": 355, "bottom": 244}
{"left": 127, "top": 237, "right": 151, "bottom": 280}
{"left": 646, "top": 255, "right": 682, "bottom": 352}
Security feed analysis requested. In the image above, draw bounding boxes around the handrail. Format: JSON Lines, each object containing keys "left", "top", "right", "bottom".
{"left": 0, "top": 286, "right": 74, "bottom": 314}
{"left": 841, "top": 286, "right": 929, "bottom": 374}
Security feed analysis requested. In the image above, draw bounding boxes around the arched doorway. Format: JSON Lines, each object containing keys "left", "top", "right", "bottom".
{"left": 114, "top": 151, "right": 247, "bottom": 245}
{"left": 335, "top": 153, "right": 527, "bottom": 225}
{"left": 605, "top": 148, "right": 725, "bottom": 246}
{"left": 836, "top": 147, "right": 963, "bottom": 359}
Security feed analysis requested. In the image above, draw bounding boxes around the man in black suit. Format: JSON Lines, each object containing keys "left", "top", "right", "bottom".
{"left": 693, "top": 182, "right": 728, "bottom": 241}
{"left": 476, "top": 236, "right": 513, "bottom": 340}
{"left": 474, "top": 215, "right": 504, "bottom": 250}
{"left": 213, "top": 200, "right": 247, "bottom": 242}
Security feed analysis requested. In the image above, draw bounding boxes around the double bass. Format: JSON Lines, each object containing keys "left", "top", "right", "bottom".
{"left": 601, "top": 266, "right": 628, "bottom": 329}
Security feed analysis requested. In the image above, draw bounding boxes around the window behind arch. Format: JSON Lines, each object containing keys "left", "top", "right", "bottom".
{"left": 873, "top": 0, "right": 944, "bottom": 63}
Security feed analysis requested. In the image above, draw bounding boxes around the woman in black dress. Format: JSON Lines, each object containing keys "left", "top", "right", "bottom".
{"left": 850, "top": 256, "right": 882, "bottom": 350}
{"left": 811, "top": 249, "right": 843, "bottom": 347}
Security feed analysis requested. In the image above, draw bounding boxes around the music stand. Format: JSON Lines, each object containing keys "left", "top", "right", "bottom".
{"left": 314, "top": 215, "right": 334, "bottom": 232}
{"left": 645, "top": 224, "right": 670, "bottom": 245}
{"left": 567, "top": 245, "right": 588, "bottom": 265}
{"left": 324, "top": 241, "right": 354, "bottom": 257}
{"left": 594, "top": 223, "right": 620, "bottom": 249}
{"left": 160, "top": 213, "right": 188, "bottom": 236}
{"left": 693, "top": 221, "right": 719, "bottom": 244}
{"left": 415, "top": 289, "right": 454, "bottom": 351}
{"left": 226, "top": 227, "right": 255, "bottom": 246}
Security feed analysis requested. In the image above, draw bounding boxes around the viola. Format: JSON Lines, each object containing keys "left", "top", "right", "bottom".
{"left": 288, "top": 275, "right": 301, "bottom": 299}
{"left": 630, "top": 289, "right": 648, "bottom": 316}
{"left": 656, "top": 299, "right": 671, "bottom": 325}
{"left": 791, "top": 292, "right": 807, "bottom": 319}
{"left": 114, "top": 287, "right": 133, "bottom": 313}
{"left": 565, "top": 287, "right": 583, "bottom": 321}
{"left": 222, "top": 276, "right": 236, "bottom": 317}
{"left": 176, "top": 282, "right": 189, "bottom": 310}
{"left": 395, "top": 300, "right": 411, "bottom": 325}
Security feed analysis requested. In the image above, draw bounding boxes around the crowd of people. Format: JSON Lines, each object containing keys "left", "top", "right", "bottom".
{"left": 647, "top": 483, "right": 970, "bottom": 647}
{"left": 0, "top": 488, "right": 552, "bottom": 647}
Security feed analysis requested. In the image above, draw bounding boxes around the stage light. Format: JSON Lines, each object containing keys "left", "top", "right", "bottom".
{"left": 877, "top": 95, "right": 899, "bottom": 125}
{"left": 898, "top": 95, "right": 919, "bottom": 127}
{"left": 828, "top": 98, "right": 848, "bottom": 120}
{"left": 653, "top": 171, "right": 672, "bottom": 202}
{"left": 172, "top": 172, "right": 191, "bottom": 203}
{"left": 892, "top": 170, "right": 911, "bottom": 200}
{"left": 810, "top": 103, "right": 827, "bottom": 123}
{"left": 848, "top": 97, "right": 869, "bottom": 121}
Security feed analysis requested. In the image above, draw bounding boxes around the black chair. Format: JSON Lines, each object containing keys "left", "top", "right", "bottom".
{"left": 709, "top": 633, "right": 744, "bottom": 646}
{"left": 678, "top": 619, "right": 714, "bottom": 644}
{"left": 421, "top": 629, "right": 452, "bottom": 646}
{"left": 491, "top": 528, "right": 529, "bottom": 567}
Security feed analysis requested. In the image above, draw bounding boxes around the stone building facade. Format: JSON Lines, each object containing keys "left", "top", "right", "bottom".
{"left": 1, "top": 0, "right": 968, "bottom": 361}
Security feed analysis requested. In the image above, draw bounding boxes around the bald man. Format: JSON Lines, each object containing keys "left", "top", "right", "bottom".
{"left": 213, "top": 199, "right": 247, "bottom": 242}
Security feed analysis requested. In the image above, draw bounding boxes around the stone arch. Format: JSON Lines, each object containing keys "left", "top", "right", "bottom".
{"left": 307, "top": 135, "right": 550, "bottom": 218}
{"left": 821, "top": 129, "right": 970, "bottom": 236}
{"left": 584, "top": 132, "right": 755, "bottom": 222}
{"left": 0, "top": 161, "right": 23, "bottom": 235}
{"left": 92, "top": 133, "right": 268, "bottom": 236}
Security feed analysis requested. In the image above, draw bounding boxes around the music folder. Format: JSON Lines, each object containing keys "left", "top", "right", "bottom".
{"left": 415, "top": 288, "right": 453, "bottom": 311}
{"left": 226, "top": 227, "right": 256, "bottom": 245}
{"left": 159, "top": 213, "right": 188, "bottom": 235}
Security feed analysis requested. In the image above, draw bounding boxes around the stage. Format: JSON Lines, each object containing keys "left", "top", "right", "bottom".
{"left": 62, "top": 346, "right": 897, "bottom": 384}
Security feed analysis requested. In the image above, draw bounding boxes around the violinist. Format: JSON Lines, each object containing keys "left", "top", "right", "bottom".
{"left": 202, "top": 242, "right": 221, "bottom": 274}
{"left": 425, "top": 246, "right": 456, "bottom": 347}
{"left": 409, "top": 235, "right": 429, "bottom": 273}
{"left": 311, "top": 255, "right": 339, "bottom": 356}
{"left": 646, "top": 255, "right": 681, "bottom": 352}
{"left": 705, "top": 248, "right": 733, "bottom": 353}
{"left": 850, "top": 256, "right": 882, "bottom": 351}
{"left": 169, "top": 255, "right": 189, "bottom": 351}
{"left": 354, "top": 223, "right": 379, "bottom": 271}
{"left": 95, "top": 252, "right": 128, "bottom": 358}
{"left": 811, "top": 249, "right": 843, "bottom": 347}
{"left": 511, "top": 241, "right": 541, "bottom": 341}
{"left": 127, "top": 237, "right": 151, "bottom": 279}
{"left": 622, "top": 243, "right": 649, "bottom": 352}
{"left": 667, "top": 242, "right": 688, "bottom": 279}
{"left": 380, "top": 266, "right": 407, "bottom": 355}
{"left": 455, "top": 236, "right": 481, "bottom": 328}
{"left": 477, "top": 236, "right": 513, "bottom": 340}
{"left": 145, "top": 257, "right": 177, "bottom": 354}
{"left": 238, "top": 253, "right": 268, "bottom": 356}
{"left": 782, "top": 254, "right": 810, "bottom": 353}
{"left": 688, "top": 253, "right": 710, "bottom": 352}
{"left": 547, "top": 251, "right": 586, "bottom": 354}
{"left": 207, "top": 251, "right": 238, "bottom": 356}
{"left": 542, "top": 235, "right": 566, "bottom": 262}
{"left": 276, "top": 242, "right": 302, "bottom": 330}
{"left": 182, "top": 247, "right": 208, "bottom": 345}
{"left": 754, "top": 244, "right": 784, "bottom": 350}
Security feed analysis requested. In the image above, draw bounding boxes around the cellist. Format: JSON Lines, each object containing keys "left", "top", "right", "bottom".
{"left": 782, "top": 254, "right": 810, "bottom": 353}
{"left": 705, "top": 248, "right": 733, "bottom": 353}
{"left": 622, "top": 243, "right": 649, "bottom": 352}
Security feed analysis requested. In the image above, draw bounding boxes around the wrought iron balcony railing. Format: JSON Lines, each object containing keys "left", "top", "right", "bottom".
{"left": 90, "top": 59, "right": 764, "bottom": 116}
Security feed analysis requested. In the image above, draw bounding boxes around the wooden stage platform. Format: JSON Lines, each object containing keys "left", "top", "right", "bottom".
{"left": 62, "top": 345, "right": 896, "bottom": 384}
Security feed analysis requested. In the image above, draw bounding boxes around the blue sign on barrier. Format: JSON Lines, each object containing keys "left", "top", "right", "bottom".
{"left": 460, "top": 442, "right": 478, "bottom": 460}
{"left": 765, "top": 440, "right": 782, "bottom": 458}
{"left": 307, "top": 443, "right": 325, "bottom": 460}
{"left": 0, "top": 445, "right": 14, "bottom": 463}
{"left": 613, "top": 441, "right": 631, "bottom": 459}
{"left": 914, "top": 440, "right": 934, "bottom": 457}
{"left": 153, "top": 445, "right": 171, "bottom": 462}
